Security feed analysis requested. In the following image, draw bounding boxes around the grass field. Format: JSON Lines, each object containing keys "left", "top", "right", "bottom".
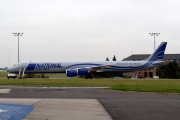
{"left": 0, "top": 71, "right": 8, "bottom": 77}
{"left": 0, "top": 71, "right": 66, "bottom": 78}
{"left": 1, "top": 71, "right": 180, "bottom": 93}
{"left": 46, "top": 73, "right": 67, "bottom": 77}
{"left": 111, "top": 79, "right": 180, "bottom": 93}
{"left": 0, "top": 77, "right": 180, "bottom": 93}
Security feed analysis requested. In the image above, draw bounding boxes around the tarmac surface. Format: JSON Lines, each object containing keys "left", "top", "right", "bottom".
{"left": 0, "top": 86, "right": 180, "bottom": 120}
{"left": 0, "top": 98, "right": 112, "bottom": 120}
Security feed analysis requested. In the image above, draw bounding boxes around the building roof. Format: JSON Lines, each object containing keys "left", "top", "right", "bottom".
{"left": 123, "top": 54, "right": 180, "bottom": 61}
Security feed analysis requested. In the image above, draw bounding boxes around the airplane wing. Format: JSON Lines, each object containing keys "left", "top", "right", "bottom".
{"left": 86, "top": 64, "right": 114, "bottom": 72}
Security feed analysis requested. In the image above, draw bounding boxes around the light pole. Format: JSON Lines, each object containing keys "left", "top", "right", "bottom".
{"left": 149, "top": 33, "right": 160, "bottom": 76}
{"left": 13, "top": 33, "right": 24, "bottom": 63}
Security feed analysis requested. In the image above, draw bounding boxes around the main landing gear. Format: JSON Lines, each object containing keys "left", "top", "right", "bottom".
{"left": 85, "top": 74, "right": 93, "bottom": 79}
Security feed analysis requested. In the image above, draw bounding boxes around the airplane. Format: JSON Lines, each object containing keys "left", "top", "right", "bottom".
{"left": 7, "top": 42, "right": 167, "bottom": 78}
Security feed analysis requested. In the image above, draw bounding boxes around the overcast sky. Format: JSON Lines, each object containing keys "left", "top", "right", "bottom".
{"left": 0, "top": 0, "right": 180, "bottom": 67}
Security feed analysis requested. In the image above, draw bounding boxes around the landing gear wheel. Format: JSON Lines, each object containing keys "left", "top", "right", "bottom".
{"left": 85, "top": 75, "right": 93, "bottom": 79}
{"left": 85, "top": 76, "right": 89, "bottom": 79}
{"left": 89, "top": 76, "right": 93, "bottom": 79}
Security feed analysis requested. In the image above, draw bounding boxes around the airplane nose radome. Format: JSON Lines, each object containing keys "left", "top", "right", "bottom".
{"left": 6, "top": 67, "right": 11, "bottom": 72}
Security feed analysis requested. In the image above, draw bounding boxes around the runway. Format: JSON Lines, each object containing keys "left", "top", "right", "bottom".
{"left": 0, "top": 86, "right": 180, "bottom": 120}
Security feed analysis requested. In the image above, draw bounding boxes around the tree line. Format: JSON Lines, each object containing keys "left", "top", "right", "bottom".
{"left": 157, "top": 61, "right": 180, "bottom": 79}
{"left": 106, "top": 55, "right": 117, "bottom": 61}
{"left": 0, "top": 67, "right": 8, "bottom": 70}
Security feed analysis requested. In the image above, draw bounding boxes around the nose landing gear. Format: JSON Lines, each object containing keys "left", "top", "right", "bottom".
{"left": 18, "top": 67, "right": 26, "bottom": 79}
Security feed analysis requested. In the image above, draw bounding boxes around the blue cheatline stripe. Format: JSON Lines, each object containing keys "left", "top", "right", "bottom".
{"left": 149, "top": 51, "right": 165, "bottom": 61}
{"left": 65, "top": 63, "right": 102, "bottom": 69}
{"left": 64, "top": 53, "right": 161, "bottom": 71}
{"left": 64, "top": 54, "right": 161, "bottom": 71}
{"left": 26, "top": 63, "right": 36, "bottom": 70}
{"left": 0, "top": 103, "right": 34, "bottom": 120}
{"left": 147, "top": 42, "right": 167, "bottom": 61}
{"left": 25, "top": 42, "right": 166, "bottom": 72}
{"left": 65, "top": 43, "right": 167, "bottom": 71}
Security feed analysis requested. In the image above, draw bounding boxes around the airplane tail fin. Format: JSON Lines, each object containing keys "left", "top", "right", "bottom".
{"left": 145, "top": 42, "right": 167, "bottom": 61}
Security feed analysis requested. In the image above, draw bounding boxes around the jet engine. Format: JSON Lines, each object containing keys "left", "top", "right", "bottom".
{"left": 66, "top": 68, "right": 89, "bottom": 77}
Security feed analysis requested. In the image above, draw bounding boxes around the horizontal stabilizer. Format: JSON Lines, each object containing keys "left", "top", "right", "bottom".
{"left": 152, "top": 60, "right": 173, "bottom": 66}
{"left": 145, "top": 42, "right": 167, "bottom": 61}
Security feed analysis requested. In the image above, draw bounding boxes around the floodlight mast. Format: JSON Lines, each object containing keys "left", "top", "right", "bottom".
{"left": 12, "top": 33, "right": 24, "bottom": 63}
{"left": 149, "top": 33, "right": 160, "bottom": 50}
{"left": 149, "top": 33, "right": 160, "bottom": 77}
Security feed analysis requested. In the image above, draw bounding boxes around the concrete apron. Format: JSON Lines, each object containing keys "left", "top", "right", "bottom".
{"left": 0, "top": 98, "right": 112, "bottom": 120}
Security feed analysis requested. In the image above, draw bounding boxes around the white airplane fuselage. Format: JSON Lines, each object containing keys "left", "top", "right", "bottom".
{"left": 7, "top": 42, "right": 167, "bottom": 77}
{"left": 7, "top": 60, "right": 159, "bottom": 73}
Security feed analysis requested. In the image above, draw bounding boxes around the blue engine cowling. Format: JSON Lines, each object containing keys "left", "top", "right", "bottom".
{"left": 66, "top": 68, "right": 89, "bottom": 77}
{"left": 66, "top": 69, "right": 77, "bottom": 77}
{"left": 77, "top": 68, "right": 89, "bottom": 75}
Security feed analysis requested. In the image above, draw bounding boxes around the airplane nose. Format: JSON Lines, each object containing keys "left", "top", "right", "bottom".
{"left": 6, "top": 67, "right": 11, "bottom": 72}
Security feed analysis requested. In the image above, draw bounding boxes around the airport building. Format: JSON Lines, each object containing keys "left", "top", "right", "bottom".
{"left": 122, "top": 54, "right": 180, "bottom": 78}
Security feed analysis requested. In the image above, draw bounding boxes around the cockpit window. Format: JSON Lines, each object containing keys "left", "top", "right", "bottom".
{"left": 13, "top": 64, "right": 17, "bottom": 67}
